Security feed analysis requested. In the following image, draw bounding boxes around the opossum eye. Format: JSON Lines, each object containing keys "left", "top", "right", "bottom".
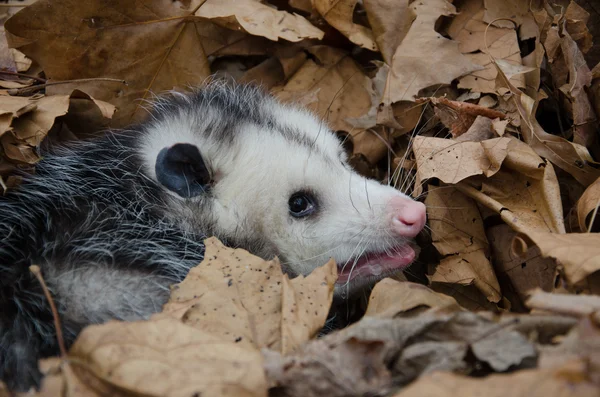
{"left": 155, "top": 143, "right": 211, "bottom": 198}
{"left": 288, "top": 192, "right": 316, "bottom": 218}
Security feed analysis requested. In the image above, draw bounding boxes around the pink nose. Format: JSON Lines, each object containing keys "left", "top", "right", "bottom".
{"left": 388, "top": 196, "right": 427, "bottom": 238}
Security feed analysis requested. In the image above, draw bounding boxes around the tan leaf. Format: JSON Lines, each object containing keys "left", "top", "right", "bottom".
{"left": 482, "top": 0, "right": 530, "bottom": 28}
{"left": 5, "top": 0, "right": 213, "bottom": 127}
{"left": 70, "top": 319, "right": 268, "bottom": 397}
{"left": 363, "top": 0, "right": 413, "bottom": 63}
{"left": 423, "top": 96, "right": 506, "bottom": 137}
{"left": 10, "top": 95, "right": 69, "bottom": 145}
{"left": 564, "top": 1, "right": 593, "bottom": 54}
{"left": 487, "top": 224, "right": 557, "bottom": 303}
{"left": 391, "top": 360, "right": 599, "bottom": 397}
{"left": 365, "top": 279, "right": 460, "bottom": 318}
{"left": 26, "top": 357, "right": 127, "bottom": 397}
{"left": 526, "top": 289, "right": 600, "bottom": 317}
{"left": 493, "top": 58, "right": 600, "bottom": 186}
{"left": 281, "top": 257, "right": 337, "bottom": 354}
{"left": 156, "top": 237, "right": 336, "bottom": 354}
{"left": 577, "top": 177, "right": 600, "bottom": 232}
{"left": 0, "top": 95, "right": 36, "bottom": 137}
{"left": 413, "top": 136, "right": 510, "bottom": 184}
{"left": 274, "top": 46, "right": 373, "bottom": 134}
{"left": 525, "top": 232, "right": 600, "bottom": 285}
{"left": 382, "top": 0, "right": 483, "bottom": 103}
{"left": 558, "top": 28, "right": 597, "bottom": 149}
{"left": 454, "top": 115, "right": 496, "bottom": 142}
{"left": 313, "top": 0, "right": 376, "bottom": 51}
{"left": 448, "top": 1, "right": 529, "bottom": 94}
{"left": 457, "top": 146, "right": 565, "bottom": 238}
{"left": 197, "top": 0, "right": 324, "bottom": 42}
{"left": 426, "top": 186, "right": 501, "bottom": 302}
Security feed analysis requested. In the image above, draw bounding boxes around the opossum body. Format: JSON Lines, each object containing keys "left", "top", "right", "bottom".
{"left": 0, "top": 83, "right": 426, "bottom": 391}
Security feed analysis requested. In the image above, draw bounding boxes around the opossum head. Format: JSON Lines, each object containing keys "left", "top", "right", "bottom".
{"left": 140, "top": 83, "right": 426, "bottom": 296}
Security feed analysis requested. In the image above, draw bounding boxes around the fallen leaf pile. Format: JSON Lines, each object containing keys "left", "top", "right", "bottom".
{"left": 1, "top": 0, "right": 600, "bottom": 396}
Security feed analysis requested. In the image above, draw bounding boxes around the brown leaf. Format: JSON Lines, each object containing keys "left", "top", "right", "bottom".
{"left": 281, "top": 257, "right": 337, "bottom": 354}
{"left": 448, "top": 0, "right": 529, "bottom": 94}
{"left": 391, "top": 360, "right": 599, "bottom": 397}
{"left": 0, "top": 95, "right": 37, "bottom": 137}
{"left": 577, "top": 177, "right": 600, "bottom": 232}
{"left": 525, "top": 232, "right": 600, "bottom": 285}
{"left": 266, "top": 311, "right": 536, "bottom": 396}
{"left": 487, "top": 224, "right": 557, "bottom": 303}
{"left": 526, "top": 289, "right": 600, "bottom": 317}
{"left": 26, "top": 357, "right": 127, "bottom": 397}
{"left": 274, "top": 46, "right": 373, "bottom": 134}
{"left": 5, "top": 0, "right": 213, "bottom": 127}
{"left": 70, "top": 319, "right": 268, "bottom": 397}
{"left": 382, "top": 0, "right": 483, "bottom": 103}
{"left": 156, "top": 237, "right": 336, "bottom": 354}
{"left": 454, "top": 115, "right": 496, "bottom": 142}
{"left": 482, "top": 0, "right": 530, "bottom": 28}
{"left": 363, "top": 0, "right": 413, "bottom": 63}
{"left": 493, "top": 58, "right": 600, "bottom": 187}
{"left": 564, "top": 1, "right": 593, "bottom": 54}
{"left": 364, "top": 279, "right": 460, "bottom": 318}
{"left": 313, "top": 0, "right": 377, "bottom": 51}
{"left": 558, "top": 27, "right": 597, "bottom": 149}
{"left": 413, "top": 136, "right": 510, "bottom": 184}
{"left": 456, "top": 137, "right": 566, "bottom": 237}
{"left": 197, "top": 0, "right": 324, "bottom": 42}
{"left": 426, "top": 186, "right": 501, "bottom": 302}
{"left": 423, "top": 96, "right": 506, "bottom": 137}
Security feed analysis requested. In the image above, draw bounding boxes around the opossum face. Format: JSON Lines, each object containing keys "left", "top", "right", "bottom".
{"left": 142, "top": 85, "right": 426, "bottom": 296}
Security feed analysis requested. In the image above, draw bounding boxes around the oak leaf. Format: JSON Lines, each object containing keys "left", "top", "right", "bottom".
{"left": 197, "top": 0, "right": 324, "bottom": 42}
{"left": 382, "top": 0, "right": 483, "bottom": 103}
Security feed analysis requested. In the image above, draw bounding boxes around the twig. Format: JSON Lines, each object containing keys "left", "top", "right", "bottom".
{"left": 29, "top": 265, "right": 67, "bottom": 358}
{"left": 9, "top": 77, "right": 127, "bottom": 96}
{"left": 0, "top": 70, "right": 46, "bottom": 83}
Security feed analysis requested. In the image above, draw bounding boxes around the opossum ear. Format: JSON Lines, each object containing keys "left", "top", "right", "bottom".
{"left": 155, "top": 143, "right": 211, "bottom": 198}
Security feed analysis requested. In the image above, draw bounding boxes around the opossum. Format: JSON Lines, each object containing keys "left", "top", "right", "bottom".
{"left": 0, "top": 82, "right": 426, "bottom": 391}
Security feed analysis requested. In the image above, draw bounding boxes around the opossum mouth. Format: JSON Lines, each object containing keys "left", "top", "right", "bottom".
{"left": 336, "top": 245, "right": 415, "bottom": 284}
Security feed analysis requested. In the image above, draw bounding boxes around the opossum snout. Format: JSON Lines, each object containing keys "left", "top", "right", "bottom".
{"left": 388, "top": 196, "right": 426, "bottom": 238}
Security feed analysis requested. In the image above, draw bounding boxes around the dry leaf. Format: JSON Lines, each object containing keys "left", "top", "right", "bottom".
{"left": 382, "top": 0, "right": 483, "bottom": 103}
{"left": 0, "top": 95, "right": 37, "bottom": 136}
{"left": 156, "top": 237, "right": 336, "bottom": 354}
{"left": 482, "top": 0, "right": 530, "bottom": 28}
{"left": 197, "top": 0, "right": 324, "bottom": 42}
{"left": 577, "top": 177, "right": 600, "bottom": 232}
{"left": 266, "top": 311, "right": 537, "bottom": 396}
{"left": 5, "top": 0, "right": 212, "bottom": 126}
{"left": 70, "top": 319, "right": 268, "bottom": 397}
{"left": 275, "top": 46, "right": 373, "bottom": 134}
{"left": 423, "top": 96, "right": 506, "bottom": 137}
{"left": 448, "top": 0, "right": 529, "bottom": 94}
{"left": 525, "top": 232, "right": 600, "bottom": 285}
{"left": 426, "top": 186, "right": 501, "bottom": 302}
{"left": 456, "top": 137, "right": 566, "bottom": 237}
{"left": 365, "top": 279, "right": 460, "bottom": 318}
{"left": 487, "top": 224, "right": 557, "bottom": 303}
{"left": 313, "top": 0, "right": 377, "bottom": 51}
{"left": 564, "top": 1, "right": 593, "bottom": 54}
{"left": 392, "top": 360, "right": 599, "bottom": 397}
{"left": 363, "top": 0, "right": 413, "bottom": 63}
{"left": 558, "top": 27, "right": 597, "bottom": 149}
{"left": 493, "top": 58, "right": 600, "bottom": 187}
{"left": 526, "top": 289, "right": 600, "bottom": 317}
{"left": 413, "top": 136, "right": 510, "bottom": 184}
{"left": 454, "top": 115, "right": 496, "bottom": 142}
